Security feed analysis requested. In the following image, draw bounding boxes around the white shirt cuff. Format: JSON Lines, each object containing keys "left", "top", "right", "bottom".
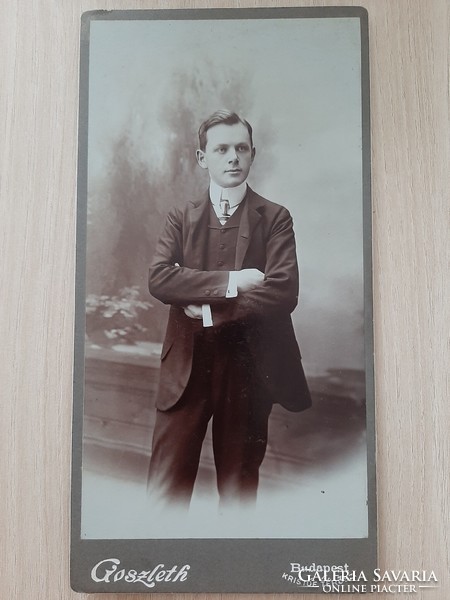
{"left": 226, "top": 271, "right": 238, "bottom": 298}
{"left": 201, "top": 304, "right": 213, "bottom": 327}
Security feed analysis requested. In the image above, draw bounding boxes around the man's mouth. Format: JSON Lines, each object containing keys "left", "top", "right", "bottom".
{"left": 226, "top": 169, "right": 242, "bottom": 173}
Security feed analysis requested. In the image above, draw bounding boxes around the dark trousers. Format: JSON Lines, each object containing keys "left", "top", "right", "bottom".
{"left": 148, "top": 326, "right": 272, "bottom": 507}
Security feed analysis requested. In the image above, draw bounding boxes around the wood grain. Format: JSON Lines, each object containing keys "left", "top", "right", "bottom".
{"left": 1, "top": 0, "right": 448, "bottom": 599}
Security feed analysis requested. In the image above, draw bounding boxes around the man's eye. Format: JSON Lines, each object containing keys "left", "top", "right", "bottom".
{"left": 218, "top": 147, "right": 226, "bottom": 153}
{"left": 237, "top": 146, "right": 247, "bottom": 152}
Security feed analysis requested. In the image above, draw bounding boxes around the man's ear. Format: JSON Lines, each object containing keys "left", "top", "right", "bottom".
{"left": 196, "top": 149, "right": 208, "bottom": 169}
{"left": 251, "top": 147, "right": 256, "bottom": 163}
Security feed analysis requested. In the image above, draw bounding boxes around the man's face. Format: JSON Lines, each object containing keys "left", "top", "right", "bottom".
{"left": 196, "top": 122, "right": 255, "bottom": 188}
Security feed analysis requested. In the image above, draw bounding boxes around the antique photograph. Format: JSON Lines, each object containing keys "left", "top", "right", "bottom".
{"left": 72, "top": 7, "right": 375, "bottom": 592}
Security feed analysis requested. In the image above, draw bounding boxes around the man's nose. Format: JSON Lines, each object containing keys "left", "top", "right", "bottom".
{"left": 228, "top": 148, "right": 239, "bottom": 162}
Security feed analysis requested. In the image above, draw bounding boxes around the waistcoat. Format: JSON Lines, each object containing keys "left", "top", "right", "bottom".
{"left": 204, "top": 202, "right": 244, "bottom": 271}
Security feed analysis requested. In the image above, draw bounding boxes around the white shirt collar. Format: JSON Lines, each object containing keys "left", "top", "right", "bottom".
{"left": 209, "top": 179, "right": 248, "bottom": 208}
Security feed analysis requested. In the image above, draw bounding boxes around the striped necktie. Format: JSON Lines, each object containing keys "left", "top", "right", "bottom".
{"left": 219, "top": 197, "right": 230, "bottom": 225}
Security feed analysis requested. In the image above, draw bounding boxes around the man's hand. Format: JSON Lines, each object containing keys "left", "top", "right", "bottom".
{"left": 235, "top": 268, "right": 265, "bottom": 292}
{"left": 183, "top": 304, "right": 203, "bottom": 319}
{"left": 183, "top": 269, "right": 264, "bottom": 320}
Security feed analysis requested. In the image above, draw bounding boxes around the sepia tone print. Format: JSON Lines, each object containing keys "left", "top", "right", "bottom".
{"left": 82, "top": 63, "right": 368, "bottom": 537}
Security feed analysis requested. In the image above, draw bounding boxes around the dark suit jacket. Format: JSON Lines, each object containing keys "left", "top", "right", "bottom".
{"left": 148, "top": 186, "right": 311, "bottom": 413}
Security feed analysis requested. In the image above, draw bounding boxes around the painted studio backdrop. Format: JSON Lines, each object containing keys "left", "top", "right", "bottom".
{"left": 81, "top": 15, "right": 369, "bottom": 539}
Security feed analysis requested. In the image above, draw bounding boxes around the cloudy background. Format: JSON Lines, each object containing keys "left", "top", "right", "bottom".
{"left": 87, "top": 16, "right": 364, "bottom": 373}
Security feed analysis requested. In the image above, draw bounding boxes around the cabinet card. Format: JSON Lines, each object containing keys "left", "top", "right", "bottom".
{"left": 71, "top": 6, "right": 376, "bottom": 593}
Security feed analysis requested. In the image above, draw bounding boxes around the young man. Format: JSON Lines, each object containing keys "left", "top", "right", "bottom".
{"left": 147, "top": 110, "right": 311, "bottom": 507}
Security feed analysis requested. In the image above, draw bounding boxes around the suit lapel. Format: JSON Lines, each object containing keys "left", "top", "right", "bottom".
{"left": 235, "top": 187, "right": 262, "bottom": 270}
{"left": 184, "top": 192, "right": 210, "bottom": 269}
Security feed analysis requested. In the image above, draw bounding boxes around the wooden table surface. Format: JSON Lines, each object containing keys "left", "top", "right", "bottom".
{"left": 1, "top": 1, "right": 448, "bottom": 599}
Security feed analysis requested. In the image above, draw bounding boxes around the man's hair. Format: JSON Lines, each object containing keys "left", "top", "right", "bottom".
{"left": 198, "top": 110, "right": 253, "bottom": 151}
